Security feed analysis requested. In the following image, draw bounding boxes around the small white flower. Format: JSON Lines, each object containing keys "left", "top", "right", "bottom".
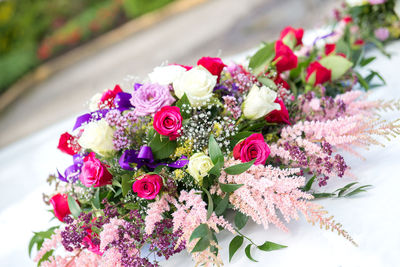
{"left": 88, "top": 93, "right": 102, "bottom": 112}
{"left": 173, "top": 66, "right": 217, "bottom": 107}
{"left": 242, "top": 84, "right": 280, "bottom": 120}
{"left": 148, "top": 65, "right": 187, "bottom": 85}
{"left": 78, "top": 119, "right": 115, "bottom": 156}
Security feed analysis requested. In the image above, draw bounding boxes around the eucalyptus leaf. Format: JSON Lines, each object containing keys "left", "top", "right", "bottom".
{"left": 229, "top": 236, "right": 244, "bottom": 262}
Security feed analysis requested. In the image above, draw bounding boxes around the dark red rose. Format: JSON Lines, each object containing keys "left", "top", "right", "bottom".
{"left": 265, "top": 98, "right": 291, "bottom": 125}
{"left": 273, "top": 40, "right": 298, "bottom": 73}
{"left": 50, "top": 193, "right": 71, "bottom": 222}
{"left": 197, "top": 57, "right": 226, "bottom": 78}
{"left": 306, "top": 61, "right": 332, "bottom": 86}
{"left": 280, "top": 26, "right": 304, "bottom": 46}
{"left": 233, "top": 133, "right": 270, "bottom": 165}
{"left": 325, "top": 43, "right": 336, "bottom": 55}
{"left": 57, "top": 132, "right": 81, "bottom": 155}
{"left": 274, "top": 75, "right": 290, "bottom": 90}
{"left": 98, "top": 84, "right": 123, "bottom": 109}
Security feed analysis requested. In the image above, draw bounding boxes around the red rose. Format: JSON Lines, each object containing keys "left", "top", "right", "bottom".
{"left": 306, "top": 61, "right": 332, "bottom": 86}
{"left": 197, "top": 57, "right": 226, "bottom": 78}
{"left": 265, "top": 98, "right": 291, "bottom": 125}
{"left": 98, "top": 84, "right": 123, "bottom": 109}
{"left": 50, "top": 193, "right": 71, "bottom": 222}
{"left": 342, "top": 16, "right": 353, "bottom": 24}
{"left": 153, "top": 106, "right": 182, "bottom": 140}
{"left": 57, "top": 132, "right": 81, "bottom": 155}
{"left": 132, "top": 174, "right": 163, "bottom": 200}
{"left": 354, "top": 39, "right": 365, "bottom": 46}
{"left": 233, "top": 133, "right": 270, "bottom": 165}
{"left": 171, "top": 63, "right": 192, "bottom": 71}
{"left": 280, "top": 26, "right": 304, "bottom": 47}
{"left": 274, "top": 75, "right": 290, "bottom": 90}
{"left": 79, "top": 152, "right": 113, "bottom": 187}
{"left": 273, "top": 40, "right": 298, "bottom": 73}
{"left": 325, "top": 43, "right": 336, "bottom": 55}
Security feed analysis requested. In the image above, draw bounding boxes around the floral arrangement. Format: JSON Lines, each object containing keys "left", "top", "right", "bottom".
{"left": 30, "top": 1, "right": 400, "bottom": 267}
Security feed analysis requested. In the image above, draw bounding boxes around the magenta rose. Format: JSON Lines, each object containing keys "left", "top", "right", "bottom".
{"left": 132, "top": 174, "right": 163, "bottom": 200}
{"left": 233, "top": 133, "right": 270, "bottom": 165}
{"left": 153, "top": 106, "right": 182, "bottom": 140}
{"left": 50, "top": 193, "right": 72, "bottom": 222}
{"left": 197, "top": 56, "right": 226, "bottom": 79}
{"left": 79, "top": 152, "right": 113, "bottom": 187}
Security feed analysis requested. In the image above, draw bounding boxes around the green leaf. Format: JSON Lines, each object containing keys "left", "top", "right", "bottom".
{"left": 355, "top": 72, "right": 369, "bottom": 90}
{"left": 303, "top": 175, "right": 316, "bottom": 191}
{"left": 312, "top": 192, "right": 336, "bottom": 199}
{"left": 124, "top": 202, "right": 139, "bottom": 210}
{"left": 203, "top": 188, "right": 214, "bottom": 220}
{"left": 336, "top": 182, "right": 358, "bottom": 197}
{"left": 209, "top": 156, "right": 224, "bottom": 177}
{"left": 345, "top": 185, "right": 372, "bottom": 197}
{"left": 360, "top": 56, "right": 376, "bottom": 67}
{"left": 153, "top": 165, "right": 165, "bottom": 174}
{"left": 93, "top": 188, "right": 100, "bottom": 209}
{"left": 257, "top": 77, "right": 277, "bottom": 90}
{"left": 215, "top": 194, "right": 229, "bottom": 216}
{"left": 224, "top": 159, "right": 256, "bottom": 175}
{"left": 319, "top": 55, "right": 353, "bottom": 80}
{"left": 230, "top": 131, "right": 253, "bottom": 148}
{"left": 175, "top": 94, "right": 191, "bottom": 119}
{"left": 37, "top": 250, "right": 54, "bottom": 266}
{"left": 149, "top": 133, "right": 177, "bottom": 160}
{"left": 219, "top": 183, "right": 244, "bottom": 193}
{"left": 245, "top": 244, "right": 258, "bottom": 262}
{"left": 234, "top": 212, "right": 248, "bottom": 230}
{"left": 257, "top": 241, "right": 287, "bottom": 251}
{"left": 121, "top": 174, "right": 133, "bottom": 197}
{"left": 189, "top": 224, "right": 209, "bottom": 242}
{"left": 67, "top": 195, "right": 81, "bottom": 218}
{"left": 248, "top": 42, "right": 276, "bottom": 75}
{"left": 191, "top": 237, "right": 210, "bottom": 253}
{"left": 209, "top": 135, "right": 223, "bottom": 164}
{"left": 229, "top": 236, "right": 244, "bottom": 262}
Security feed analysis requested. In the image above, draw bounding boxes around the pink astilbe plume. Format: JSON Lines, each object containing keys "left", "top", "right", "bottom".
{"left": 171, "top": 189, "right": 234, "bottom": 267}
{"left": 34, "top": 228, "right": 63, "bottom": 263}
{"left": 145, "top": 194, "right": 176, "bottom": 235}
{"left": 41, "top": 250, "right": 102, "bottom": 267}
{"left": 212, "top": 160, "right": 312, "bottom": 231}
{"left": 99, "top": 218, "right": 126, "bottom": 252}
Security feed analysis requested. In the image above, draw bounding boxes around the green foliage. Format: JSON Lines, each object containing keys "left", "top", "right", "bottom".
{"left": 219, "top": 183, "right": 244, "bottom": 193}
{"left": 191, "top": 236, "right": 210, "bottom": 253}
{"left": 257, "top": 241, "right": 287, "bottom": 251}
{"left": 122, "top": 0, "right": 174, "bottom": 18}
{"left": 319, "top": 55, "right": 353, "bottom": 80}
{"left": 149, "top": 133, "right": 177, "bottom": 159}
{"left": 214, "top": 193, "right": 229, "bottom": 216}
{"left": 203, "top": 188, "right": 213, "bottom": 220}
{"left": 229, "top": 236, "right": 244, "bottom": 262}
{"left": 224, "top": 159, "right": 256, "bottom": 175}
{"left": 121, "top": 174, "right": 133, "bottom": 197}
{"left": 248, "top": 42, "right": 276, "bottom": 75}
{"left": 189, "top": 224, "right": 210, "bottom": 242}
{"left": 29, "top": 226, "right": 58, "bottom": 258}
{"left": 234, "top": 212, "right": 248, "bottom": 230}
{"left": 208, "top": 135, "right": 223, "bottom": 164}
{"left": 312, "top": 182, "right": 372, "bottom": 199}
{"left": 175, "top": 93, "right": 192, "bottom": 119}
{"left": 245, "top": 244, "right": 257, "bottom": 262}
{"left": 67, "top": 195, "right": 81, "bottom": 218}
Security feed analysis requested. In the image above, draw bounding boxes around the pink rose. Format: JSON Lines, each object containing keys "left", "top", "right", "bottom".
{"left": 197, "top": 56, "right": 226, "bottom": 78}
{"left": 132, "top": 174, "right": 163, "bottom": 200}
{"left": 153, "top": 106, "right": 182, "bottom": 140}
{"left": 50, "top": 193, "right": 72, "bottom": 222}
{"left": 79, "top": 152, "right": 113, "bottom": 187}
{"left": 82, "top": 229, "right": 103, "bottom": 256}
{"left": 233, "top": 133, "right": 270, "bottom": 165}
{"left": 265, "top": 98, "right": 291, "bottom": 125}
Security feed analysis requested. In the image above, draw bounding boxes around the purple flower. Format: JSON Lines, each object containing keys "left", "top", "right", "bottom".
{"left": 130, "top": 83, "right": 175, "bottom": 116}
{"left": 369, "top": 0, "right": 386, "bottom": 4}
{"left": 374, "top": 27, "right": 390, "bottom": 41}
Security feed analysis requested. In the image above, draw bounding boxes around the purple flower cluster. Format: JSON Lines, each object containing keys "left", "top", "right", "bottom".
{"left": 106, "top": 109, "right": 138, "bottom": 150}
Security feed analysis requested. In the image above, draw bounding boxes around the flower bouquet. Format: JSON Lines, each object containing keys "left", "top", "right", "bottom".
{"left": 30, "top": 1, "right": 400, "bottom": 266}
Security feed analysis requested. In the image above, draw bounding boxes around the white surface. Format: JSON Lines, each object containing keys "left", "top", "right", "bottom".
{"left": 1, "top": 42, "right": 400, "bottom": 266}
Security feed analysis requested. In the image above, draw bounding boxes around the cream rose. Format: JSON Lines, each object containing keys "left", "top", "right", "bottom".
{"left": 173, "top": 66, "right": 217, "bottom": 107}
{"left": 187, "top": 152, "right": 214, "bottom": 185}
{"left": 242, "top": 84, "right": 280, "bottom": 120}
{"left": 148, "top": 65, "right": 187, "bottom": 85}
{"left": 78, "top": 119, "right": 115, "bottom": 156}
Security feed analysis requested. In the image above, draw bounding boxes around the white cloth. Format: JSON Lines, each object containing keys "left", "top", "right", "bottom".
{"left": 1, "top": 41, "right": 400, "bottom": 266}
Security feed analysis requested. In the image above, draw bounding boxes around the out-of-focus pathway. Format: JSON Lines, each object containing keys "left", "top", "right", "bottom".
{"left": 0, "top": 0, "right": 335, "bottom": 148}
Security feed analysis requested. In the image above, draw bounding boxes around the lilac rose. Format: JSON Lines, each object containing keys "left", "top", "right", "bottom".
{"left": 130, "top": 83, "right": 175, "bottom": 116}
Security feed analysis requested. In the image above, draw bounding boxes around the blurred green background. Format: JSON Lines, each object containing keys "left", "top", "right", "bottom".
{"left": 0, "top": 0, "right": 174, "bottom": 95}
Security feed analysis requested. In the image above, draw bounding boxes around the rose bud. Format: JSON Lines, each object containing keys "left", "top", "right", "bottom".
{"left": 57, "top": 132, "right": 81, "bottom": 155}
{"left": 280, "top": 26, "right": 304, "bottom": 48}
{"left": 273, "top": 40, "right": 298, "bottom": 73}
{"left": 153, "top": 106, "right": 183, "bottom": 140}
{"left": 306, "top": 61, "right": 332, "bottom": 86}
{"left": 325, "top": 43, "right": 336, "bottom": 55}
{"left": 98, "top": 84, "right": 123, "bottom": 109}
{"left": 132, "top": 174, "right": 163, "bottom": 200}
{"left": 265, "top": 98, "right": 291, "bottom": 125}
{"left": 79, "top": 152, "right": 113, "bottom": 187}
{"left": 50, "top": 193, "right": 71, "bottom": 222}
{"left": 233, "top": 133, "right": 271, "bottom": 165}
{"left": 197, "top": 56, "right": 226, "bottom": 79}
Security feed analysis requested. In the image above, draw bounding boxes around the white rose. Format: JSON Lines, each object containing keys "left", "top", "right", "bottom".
{"left": 242, "top": 84, "right": 280, "bottom": 120}
{"left": 88, "top": 93, "right": 102, "bottom": 112}
{"left": 187, "top": 152, "right": 214, "bottom": 185}
{"left": 173, "top": 66, "right": 217, "bottom": 107}
{"left": 148, "top": 65, "right": 187, "bottom": 85}
{"left": 78, "top": 119, "right": 115, "bottom": 156}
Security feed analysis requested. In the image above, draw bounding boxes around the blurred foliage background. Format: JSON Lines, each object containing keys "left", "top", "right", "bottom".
{"left": 0, "top": 0, "right": 174, "bottom": 95}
